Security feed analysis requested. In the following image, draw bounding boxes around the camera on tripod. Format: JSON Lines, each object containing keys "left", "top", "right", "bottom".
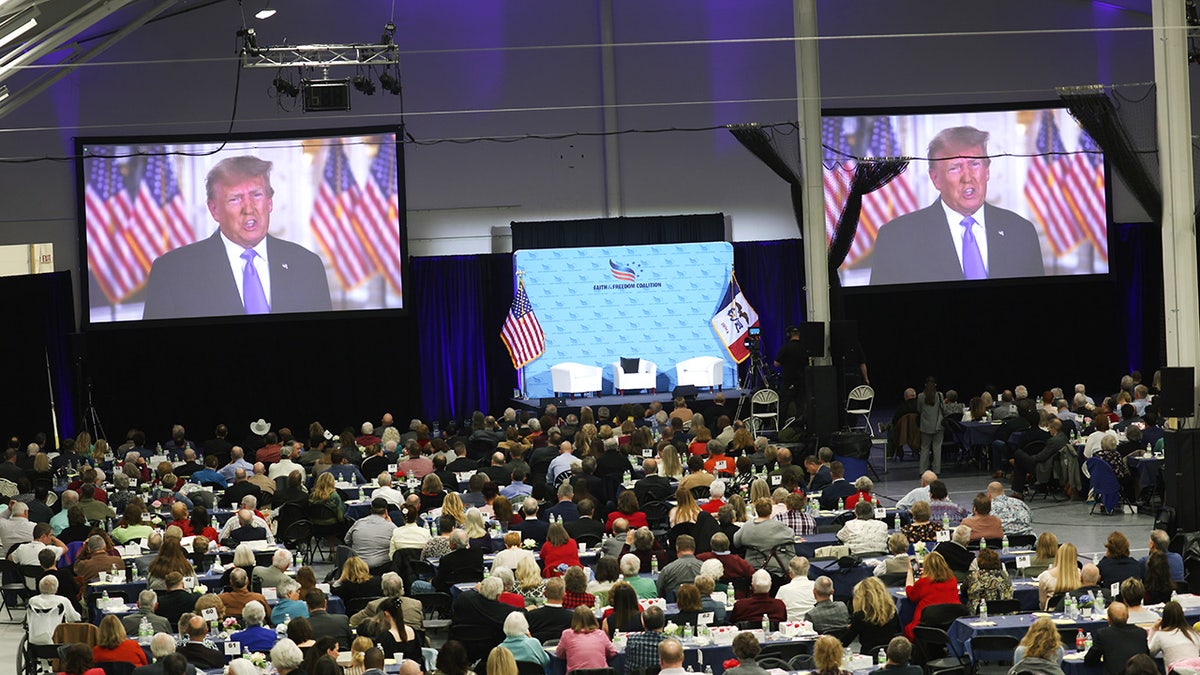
{"left": 743, "top": 325, "right": 762, "bottom": 351}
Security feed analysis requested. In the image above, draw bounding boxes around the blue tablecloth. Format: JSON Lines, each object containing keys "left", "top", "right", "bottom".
{"left": 894, "top": 579, "right": 1040, "bottom": 627}
{"left": 547, "top": 634, "right": 814, "bottom": 675}
{"left": 959, "top": 421, "right": 1004, "bottom": 447}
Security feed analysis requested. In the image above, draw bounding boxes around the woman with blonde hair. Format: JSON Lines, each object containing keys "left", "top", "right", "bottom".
{"left": 485, "top": 646, "right": 518, "bottom": 675}
{"left": 844, "top": 577, "right": 901, "bottom": 653}
{"left": 335, "top": 556, "right": 382, "bottom": 604}
{"left": 574, "top": 424, "right": 598, "bottom": 456}
{"left": 903, "top": 551, "right": 959, "bottom": 639}
{"left": 463, "top": 507, "right": 493, "bottom": 552}
{"left": 218, "top": 543, "right": 257, "bottom": 590}
{"left": 75, "top": 431, "right": 92, "bottom": 456}
{"left": 309, "top": 471, "right": 347, "bottom": 557}
{"left": 659, "top": 445, "right": 684, "bottom": 480}
{"left": 343, "top": 636, "right": 375, "bottom": 675}
{"left": 747, "top": 478, "right": 771, "bottom": 509}
{"left": 812, "top": 635, "right": 852, "bottom": 675}
{"left": 669, "top": 486, "right": 701, "bottom": 527}
{"left": 726, "top": 494, "right": 748, "bottom": 524}
{"left": 1027, "top": 532, "right": 1059, "bottom": 578}
{"left": 1013, "top": 617, "right": 1065, "bottom": 671}
{"left": 1036, "top": 542, "right": 1081, "bottom": 610}
{"left": 441, "top": 492, "right": 466, "bottom": 525}
{"left": 91, "top": 438, "right": 109, "bottom": 465}
{"left": 513, "top": 556, "right": 546, "bottom": 605}
{"left": 92, "top": 615, "right": 148, "bottom": 666}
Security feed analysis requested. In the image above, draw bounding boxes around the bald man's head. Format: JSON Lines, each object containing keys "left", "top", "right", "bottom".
{"left": 1108, "top": 602, "right": 1129, "bottom": 626}
{"left": 986, "top": 481, "right": 1005, "bottom": 497}
{"left": 904, "top": 388, "right": 916, "bottom": 400}
{"left": 1081, "top": 564, "right": 1100, "bottom": 585}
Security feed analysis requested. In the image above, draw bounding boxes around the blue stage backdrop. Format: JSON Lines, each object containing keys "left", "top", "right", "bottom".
{"left": 515, "top": 242, "right": 739, "bottom": 398}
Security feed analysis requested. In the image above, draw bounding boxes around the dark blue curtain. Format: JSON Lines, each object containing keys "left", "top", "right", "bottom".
{"left": 1112, "top": 221, "right": 1164, "bottom": 373}
{"left": 733, "top": 239, "right": 807, "bottom": 367}
{"left": 0, "top": 271, "right": 76, "bottom": 441}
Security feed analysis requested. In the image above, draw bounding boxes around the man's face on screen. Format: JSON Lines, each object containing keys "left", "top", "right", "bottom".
{"left": 929, "top": 143, "right": 989, "bottom": 217}
{"left": 209, "top": 174, "right": 273, "bottom": 249}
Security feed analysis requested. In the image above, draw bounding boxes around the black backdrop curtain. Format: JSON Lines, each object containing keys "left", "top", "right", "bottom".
{"left": 0, "top": 271, "right": 75, "bottom": 441}
{"left": 511, "top": 214, "right": 725, "bottom": 250}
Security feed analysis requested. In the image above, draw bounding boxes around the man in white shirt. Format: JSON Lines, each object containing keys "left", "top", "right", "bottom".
{"left": 897, "top": 471, "right": 937, "bottom": 511}
{"left": 268, "top": 444, "right": 306, "bottom": 482}
{"left": 372, "top": 473, "right": 406, "bottom": 506}
{"left": 0, "top": 501, "right": 36, "bottom": 553}
{"left": 10, "top": 523, "right": 67, "bottom": 565}
{"left": 775, "top": 556, "right": 816, "bottom": 621}
{"left": 28, "top": 575, "right": 80, "bottom": 644}
{"left": 217, "top": 500, "right": 274, "bottom": 544}
{"left": 658, "top": 638, "right": 688, "bottom": 675}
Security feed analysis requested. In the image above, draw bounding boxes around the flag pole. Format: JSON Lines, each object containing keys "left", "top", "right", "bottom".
{"left": 514, "top": 269, "right": 525, "bottom": 396}
{"left": 44, "top": 348, "right": 60, "bottom": 451}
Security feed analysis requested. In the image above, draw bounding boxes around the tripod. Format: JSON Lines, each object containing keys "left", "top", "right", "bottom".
{"left": 80, "top": 379, "right": 105, "bottom": 443}
{"left": 734, "top": 343, "right": 773, "bottom": 424}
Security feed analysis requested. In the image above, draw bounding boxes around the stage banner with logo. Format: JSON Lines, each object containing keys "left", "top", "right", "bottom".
{"left": 513, "top": 242, "right": 737, "bottom": 398}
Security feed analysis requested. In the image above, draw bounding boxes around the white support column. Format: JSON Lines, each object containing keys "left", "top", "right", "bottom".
{"left": 793, "top": 0, "right": 830, "bottom": 361}
{"left": 1153, "top": 0, "right": 1200, "bottom": 417}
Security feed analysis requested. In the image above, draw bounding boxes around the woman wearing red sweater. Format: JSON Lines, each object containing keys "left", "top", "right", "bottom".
{"left": 93, "top": 615, "right": 149, "bottom": 667}
{"left": 540, "top": 522, "right": 582, "bottom": 577}
{"left": 903, "top": 551, "right": 961, "bottom": 639}
{"left": 604, "top": 491, "right": 649, "bottom": 533}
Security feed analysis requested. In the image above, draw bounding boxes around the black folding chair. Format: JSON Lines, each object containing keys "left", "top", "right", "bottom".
{"left": 969, "top": 635, "right": 1019, "bottom": 675}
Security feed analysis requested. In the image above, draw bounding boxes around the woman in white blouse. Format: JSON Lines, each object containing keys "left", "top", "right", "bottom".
{"left": 1148, "top": 601, "right": 1200, "bottom": 667}
{"left": 836, "top": 501, "right": 888, "bottom": 555}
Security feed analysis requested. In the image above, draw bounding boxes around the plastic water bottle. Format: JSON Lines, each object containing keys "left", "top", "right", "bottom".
{"left": 877, "top": 648, "right": 887, "bottom": 666}
{"left": 1085, "top": 633, "right": 1093, "bottom": 652}
{"left": 761, "top": 613, "right": 770, "bottom": 635}
{"left": 295, "top": 553, "right": 302, "bottom": 567}
{"left": 704, "top": 667, "right": 713, "bottom": 675}
{"left": 1001, "top": 535, "right": 1009, "bottom": 553}
{"left": 837, "top": 497, "right": 844, "bottom": 511}
{"left": 358, "top": 486, "right": 365, "bottom": 501}
{"left": 979, "top": 539, "right": 987, "bottom": 550}
{"left": 683, "top": 622, "right": 693, "bottom": 639}
{"left": 893, "top": 513, "right": 901, "bottom": 531}
{"left": 651, "top": 557, "right": 658, "bottom": 574}
{"left": 1075, "top": 629, "right": 1085, "bottom": 651}
{"left": 623, "top": 471, "right": 631, "bottom": 484}
{"left": 979, "top": 598, "right": 988, "bottom": 619}
{"left": 1092, "top": 552, "right": 1100, "bottom": 566}
{"left": 942, "top": 513, "right": 950, "bottom": 529}
{"left": 139, "top": 616, "right": 152, "bottom": 640}
{"left": 102, "top": 589, "right": 109, "bottom": 602}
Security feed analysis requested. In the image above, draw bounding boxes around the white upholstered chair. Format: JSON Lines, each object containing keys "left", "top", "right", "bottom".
{"left": 611, "top": 358, "right": 657, "bottom": 394}
{"left": 549, "top": 362, "right": 603, "bottom": 398}
{"left": 674, "top": 355, "right": 725, "bottom": 390}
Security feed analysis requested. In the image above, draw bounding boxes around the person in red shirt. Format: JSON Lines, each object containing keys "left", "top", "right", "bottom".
{"left": 541, "top": 522, "right": 582, "bottom": 577}
{"left": 189, "top": 506, "right": 220, "bottom": 542}
{"left": 696, "top": 532, "right": 755, "bottom": 596}
{"left": 730, "top": 570, "right": 788, "bottom": 623}
{"left": 492, "top": 567, "right": 528, "bottom": 608}
{"left": 700, "top": 480, "right": 727, "bottom": 515}
{"left": 167, "top": 502, "right": 194, "bottom": 536}
{"left": 843, "top": 476, "right": 878, "bottom": 510}
{"left": 689, "top": 426, "right": 713, "bottom": 457}
{"left": 93, "top": 615, "right": 149, "bottom": 667}
{"left": 704, "top": 446, "right": 735, "bottom": 477}
{"left": 903, "top": 551, "right": 960, "bottom": 638}
{"left": 605, "top": 492, "right": 648, "bottom": 533}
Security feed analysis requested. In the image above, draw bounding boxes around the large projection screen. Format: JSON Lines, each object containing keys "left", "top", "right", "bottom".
{"left": 78, "top": 127, "right": 405, "bottom": 324}
{"left": 825, "top": 107, "right": 1108, "bottom": 287}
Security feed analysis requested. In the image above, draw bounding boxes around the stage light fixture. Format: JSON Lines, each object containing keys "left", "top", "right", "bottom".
{"left": 352, "top": 74, "right": 375, "bottom": 95}
{"left": 272, "top": 75, "right": 299, "bottom": 97}
{"left": 0, "top": 5, "right": 38, "bottom": 51}
{"left": 378, "top": 70, "right": 401, "bottom": 95}
{"left": 254, "top": 1, "right": 276, "bottom": 20}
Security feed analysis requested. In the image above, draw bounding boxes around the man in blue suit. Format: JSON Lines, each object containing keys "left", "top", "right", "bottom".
{"left": 870, "top": 126, "right": 1044, "bottom": 286}
{"left": 143, "top": 155, "right": 332, "bottom": 320}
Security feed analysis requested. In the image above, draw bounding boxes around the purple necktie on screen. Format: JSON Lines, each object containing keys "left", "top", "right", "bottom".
{"left": 240, "top": 249, "right": 270, "bottom": 314}
{"left": 960, "top": 215, "right": 987, "bottom": 280}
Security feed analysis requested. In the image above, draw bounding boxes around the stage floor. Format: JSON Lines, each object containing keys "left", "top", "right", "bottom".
{"left": 511, "top": 388, "right": 751, "bottom": 412}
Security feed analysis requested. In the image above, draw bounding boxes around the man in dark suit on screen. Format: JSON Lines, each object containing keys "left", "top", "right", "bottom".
{"left": 870, "top": 126, "right": 1044, "bottom": 285}
{"left": 142, "top": 155, "right": 332, "bottom": 320}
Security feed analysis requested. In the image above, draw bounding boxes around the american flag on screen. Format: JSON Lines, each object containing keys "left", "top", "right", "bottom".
{"left": 501, "top": 279, "right": 545, "bottom": 369}
{"left": 859, "top": 117, "right": 919, "bottom": 243}
{"left": 1063, "top": 130, "right": 1108, "bottom": 262}
{"left": 354, "top": 140, "right": 403, "bottom": 295}
{"left": 311, "top": 142, "right": 375, "bottom": 290}
{"left": 1024, "top": 110, "right": 1083, "bottom": 257}
{"left": 821, "top": 117, "right": 858, "bottom": 262}
{"left": 131, "top": 150, "right": 193, "bottom": 262}
{"left": 84, "top": 154, "right": 143, "bottom": 304}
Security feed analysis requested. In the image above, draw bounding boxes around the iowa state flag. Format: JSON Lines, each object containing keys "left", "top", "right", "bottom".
{"left": 711, "top": 271, "right": 759, "bottom": 363}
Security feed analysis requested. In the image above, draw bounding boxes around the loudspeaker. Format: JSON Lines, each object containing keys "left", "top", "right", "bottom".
{"left": 672, "top": 385, "right": 698, "bottom": 400}
{"left": 539, "top": 397, "right": 568, "bottom": 410}
{"left": 1165, "top": 429, "right": 1200, "bottom": 531}
{"left": 829, "top": 320, "right": 859, "bottom": 361}
{"left": 1159, "top": 367, "right": 1196, "bottom": 417}
{"left": 801, "top": 322, "right": 825, "bottom": 358}
{"left": 806, "top": 365, "right": 838, "bottom": 439}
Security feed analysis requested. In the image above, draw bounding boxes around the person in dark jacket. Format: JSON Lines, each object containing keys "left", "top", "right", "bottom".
{"left": 1084, "top": 602, "right": 1149, "bottom": 675}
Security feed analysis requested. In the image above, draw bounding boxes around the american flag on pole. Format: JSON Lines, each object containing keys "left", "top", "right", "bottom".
{"left": 822, "top": 117, "right": 858, "bottom": 261}
{"left": 311, "top": 142, "right": 375, "bottom": 290}
{"left": 130, "top": 150, "right": 192, "bottom": 265}
{"left": 353, "top": 140, "right": 403, "bottom": 295}
{"left": 501, "top": 278, "right": 545, "bottom": 369}
{"left": 711, "top": 271, "right": 759, "bottom": 364}
{"left": 1062, "top": 129, "right": 1108, "bottom": 262}
{"left": 860, "top": 117, "right": 919, "bottom": 243}
{"left": 84, "top": 154, "right": 143, "bottom": 304}
{"left": 1024, "top": 110, "right": 1083, "bottom": 257}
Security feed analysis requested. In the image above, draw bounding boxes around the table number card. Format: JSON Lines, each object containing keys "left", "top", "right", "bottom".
{"left": 201, "top": 607, "right": 219, "bottom": 622}
{"left": 936, "top": 530, "right": 950, "bottom": 542}
{"left": 1016, "top": 555, "right": 1031, "bottom": 569}
{"left": 698, "top": 612, "right": 714, "bottom": 626}
{"left": 224, "top": 641, "right": 242, "bottom": 656}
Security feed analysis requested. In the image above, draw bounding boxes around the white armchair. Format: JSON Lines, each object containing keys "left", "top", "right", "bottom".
{"left": 675, "top": 355, "right": 726, "bottom": 390}
{"left": 549, "top": 362, "right": 603, "bottom": 398}
{"left": 611, "top": 358, "right": 657, "bottom": 394}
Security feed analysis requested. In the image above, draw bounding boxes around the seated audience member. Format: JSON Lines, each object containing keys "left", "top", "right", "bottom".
{"left": 807, "top": 575, "right": 850, "bottom": 634}
{"left": 499, "top": 612, "right": 550, "bottom": 670}
{"left": 926, "top": 480, "right": 969, "bottom": 526}
{"left": 334, "top": 556, "right": 384, "bottom": 605}
{"left": 959, "top": 492, "right": 1003, "bottom": 540}
{"left": 1098, "top": 531, "right": 1141, "bottom": 589}
{"left": 896, "top": 472, "right": 936, "bottom": 511}
{"left": 565, "top": 498, "right": 605, "bottom": 541}
{"left": 272, "top": 579, "right": 310, "bottom": 625}
{"left": 903, "top": 551, "right": 959, "bottom": 639}
{"left": 776, "top": 556, "right": 816, "bottom": 621}
{"left": 932, "top": 525, "right": 974, "bottom": 574}
{"left": 966, "top": 548, "right": 1013, "bottom": 613}
{"left": 656, "top": 534, "right": 703, "bottom": 600}
{"left": 1121, "top": 578, "right": 1161, "bottom": 624}
{"left": 843, "top": 476, "right": 877, "bottom": 510}
{"left": 874, "top": 533, "right": 913, "bottom": 579}
{"left": 562, "top": 565, "right": 597, "bottom": 610}
{"left": 1140, "top": 529, "right": 1185, "bottom": 582}
{"left": 844, "top": 577, "right": 902, "bottom": 655}
{"left": 121, "top": 589, "right": 172, "bottom": 636}
{"left": 1085, "top": 602, "right": 1149, "bottom": 675}
{"left": 623, "top": 606, "right": 668, "bottom": 674}
{"left": 620, "top": 526, "right": 667, "bottom": 573}
{"left": 1147, "top": 600, "right": 1200, "bottom": 667}
{"left": 837, "top": 500, "right": 889, "bottom": 555}
{"left": 724, "top": 632, "right": 768, "bottom": 675}
{"left": 877, "top": 636, "right": 923, "bottom": 675}
{"left": 427, "top": 530, "right": 485, "bottom": 593}
{"left": 93, "top": 615, "right": 149, "bottom": 667}
{"left": 306, "top": 588, "right": 354, "bottom": 649}
{"left": 695, "top": 532, "right": 754, "bottom": 589}
{"left": 606, "top": 491, "right": 648, "bottom": 532}
{"left": 730, "top": 570, "right": 787, "bottom": 624}
{"left": 218, "top": 568, "right": 269, "bottom": 618}
{"left": 179, "top": 615, "right": 226, "bottom": 669}
{"left": 818, "top": 462, "right": 857, "bottom": 510}
{"left": 811, "top": 634, "right": 853, "bottom": 675}
{"left": 540, "top": 522, "right": 581, "bottom": 578}
{"left": 28, "top": 575, "right": 80, "bottom": 645}
{"left": 1143, "top": 550, "right": 1176, "bottom": 605}
{"left": 231, "top": 600, "right": 276, "bottom": 653}
{"left": 774, "top": 491, "right": 816, "bottom": 537}
{"left": 59, "top": 643, "right": 104, "bottom": 675}
{"left": 526, "top": 577, "right": 573, "bottom": 642}
{"left": 555, "top": 606, "right": 617, "bottom": 673}
{"left": 985, "top": 481, "right": 1033, "bottom": 536}
{"left": 734, "top": 498, "right": 795, "bottom": 579}
{"left": 1036, "top": 542, "right": 1082, "bottom": 611}
{"left": 1013, "top": 617, "right": 1065, "bottom": 673}
{"left": 900, "top": 500, "right": 942, "bottom": 545}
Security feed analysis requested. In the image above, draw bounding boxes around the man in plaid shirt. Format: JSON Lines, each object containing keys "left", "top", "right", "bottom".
{"left": 774, "top": 492, "right": 816, "bottom": 536}
{"left": 623, "top": 606, "right": 667, "bottom": 674}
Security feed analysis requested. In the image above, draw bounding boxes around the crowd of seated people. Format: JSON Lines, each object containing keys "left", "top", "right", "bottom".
{"left": 4, "top": 387, "right": 1187, "bottom": 675}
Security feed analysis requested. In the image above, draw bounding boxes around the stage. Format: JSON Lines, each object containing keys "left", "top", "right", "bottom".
{"left": 510, "top": 387, "right": 752, "bottom": 413}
